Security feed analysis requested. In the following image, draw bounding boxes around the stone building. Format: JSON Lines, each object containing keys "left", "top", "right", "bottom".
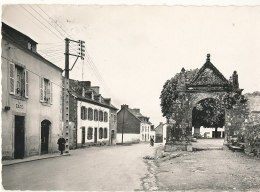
{"left": 66, "top": 79, "right": 118, "bottom": 148}
{"left": 1, "top": 23, "right": 63, "bottom": 159}
{"left": 117, "top": 105, "right": 152, "bottom": 143}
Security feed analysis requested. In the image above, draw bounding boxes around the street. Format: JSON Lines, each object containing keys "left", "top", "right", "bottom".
{"left": 2, "top": 140, "right": 260, "bottom": 191}
{"left": 2, "top": 143, "right": 154, "bottom": 191}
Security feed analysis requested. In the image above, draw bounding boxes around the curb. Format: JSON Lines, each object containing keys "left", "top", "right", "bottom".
{"left": 2, "top": 153, "right": 70, "bottom": 166}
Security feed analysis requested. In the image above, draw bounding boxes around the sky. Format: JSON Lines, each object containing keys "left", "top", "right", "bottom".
{"left": 2, "top": 4, "right": 260, "bottom": 125}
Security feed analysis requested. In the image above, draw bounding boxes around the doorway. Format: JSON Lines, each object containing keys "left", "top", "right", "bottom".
{"left": 81, "top": 127, "right": 85, "bottom": 144}
{"left": 14, "top": 116, "right": 25, "bottom": 159}
{"left": 94, "top": 128, "right": 97, "bottom": 144}
{"left": 41, "top": 120, "right": 51, "bottom": 154}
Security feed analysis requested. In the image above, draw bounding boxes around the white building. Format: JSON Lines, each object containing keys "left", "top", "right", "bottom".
{"left": 67, "top": 79, "right": 118, "bottom": 148}
{"left": 192, "top": 126, "right": 225, "bottom": 138}
{"left": 1, "top": 23, "right": 63, "bottom": 159}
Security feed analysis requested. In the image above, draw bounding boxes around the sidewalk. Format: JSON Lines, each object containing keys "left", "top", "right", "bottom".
{"left": 2, "top": 153, "right": 70, "bottom": 166}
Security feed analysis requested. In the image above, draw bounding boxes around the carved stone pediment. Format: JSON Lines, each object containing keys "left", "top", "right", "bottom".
{"left": 191, "top": 67, "right": 226, "bottom": 86}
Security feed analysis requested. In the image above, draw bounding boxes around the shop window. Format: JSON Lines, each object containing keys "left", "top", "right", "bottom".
{"left": 88, "top": 108, "right": 93, "bottom": 120}
{"left": 87, "top": 127, "right": 93, "bottom": 140}
{"left": 99, "top": 127, "right": 103, "bottom": 139}
{"left": 99, "top": 110, "right": 103, "bottom": 122}
{"left": 104, "top": 128, "right": 108, "bottom": 139}
{"left": 9, "top": 63, "right": 29, "bottom": 98}
{"left": 104, "top": 112, "right": 108, "bottom": 122}
{"left": 94, "top": 109, "right": 98, "bottom": 121}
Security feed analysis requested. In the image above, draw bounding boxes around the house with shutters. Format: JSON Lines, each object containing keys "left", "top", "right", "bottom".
{"left": 1, "top": 22, "right": 63, "bottom": 160}
{"left": 66, "top": 79, "right": 118, "bottom": 148}
{"left": 117, "top": 105, "right": 152, "bottom": 143}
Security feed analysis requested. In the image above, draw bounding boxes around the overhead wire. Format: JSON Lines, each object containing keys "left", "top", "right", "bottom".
{"left": 19, "top": 5, "right": 63, "bottom": 41}
{"left": 28, "top": 5, "right": 66, "bottom": 38}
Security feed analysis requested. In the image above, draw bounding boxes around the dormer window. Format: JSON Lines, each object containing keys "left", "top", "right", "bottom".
{"left": 28, "top": 42, "right": 32, "bottom": 50}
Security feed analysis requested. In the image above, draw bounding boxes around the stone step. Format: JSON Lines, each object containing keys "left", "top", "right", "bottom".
{"left": 192, "top": 147, "right": 223, "bottom": 151}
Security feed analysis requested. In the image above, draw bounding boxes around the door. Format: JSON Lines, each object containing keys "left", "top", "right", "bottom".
{"left": 41, "top": 120, "right": 50, "bottom": 154}
{"left": 94, "top": 128, "right": 97, "bottom": 143}
{"left": 82, "top": 127, "right": 85, "bottom": 144}
{"left": 14, "top": 116, "right": 25, "bottom": 159}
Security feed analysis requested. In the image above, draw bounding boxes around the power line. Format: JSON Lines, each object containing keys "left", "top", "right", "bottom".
{"left": 28, "top": 5, "right": 66, "bottom": 39}
{"left": 36, "top": 5, "right": 72, "bottom": 39}
{"left": 19, "top": 5, "right": 63, "bottom": 41}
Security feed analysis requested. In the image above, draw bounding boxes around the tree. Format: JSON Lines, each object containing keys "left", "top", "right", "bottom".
{"left": 160, "top": 78, "right": 178, "bottom": 118}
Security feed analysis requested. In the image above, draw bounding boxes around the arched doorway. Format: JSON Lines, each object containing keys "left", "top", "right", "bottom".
{"left": 192, "top": 98, "right": 225, "bottom": 138}
{"left": 41, "top": 120, "right": 51, "bottom": 154}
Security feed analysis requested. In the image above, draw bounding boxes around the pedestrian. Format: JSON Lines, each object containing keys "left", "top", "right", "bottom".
{"left": 150, "top": 137, "right": 154, "bottom": 147}
{"left": 57, "top": 135, "right": 66, "bottom": 155}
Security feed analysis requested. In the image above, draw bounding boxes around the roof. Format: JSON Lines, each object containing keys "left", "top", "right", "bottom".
{"left": 124, "top": 108, "right": 150, "bottom": 123}
{"left": 2, "top": 22, "right": 63, "bottom": 72}
{"left": 68, "top": 78, "right": 118, "bottom": 110}
{"left": 128, "top": 108, "right": 144, "bottom": 117}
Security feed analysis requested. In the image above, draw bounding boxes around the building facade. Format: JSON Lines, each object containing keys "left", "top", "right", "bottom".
{"left": 1, "top": 23, "right": 63, "bottom": 159}
{"left": 67, "top": 79, "right": 118, "bottom": 148}
{"left": 117, "top": 105, "right": 152, "bottom": 143}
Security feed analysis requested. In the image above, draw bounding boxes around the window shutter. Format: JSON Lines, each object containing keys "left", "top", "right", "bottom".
{"left": 85, "top": 107, "right": 88, "bottom": 120}
{"left": 9, "top": 62, "right": 15, "bottom": 94}
{"left": 25, "top": 70, "right": 29, "bottom": 98}
{"left": 40, "top": 77, "right": 44, "bottom": 102}
{"left": 50, "top": 82, "right": 53, "bottom": 104}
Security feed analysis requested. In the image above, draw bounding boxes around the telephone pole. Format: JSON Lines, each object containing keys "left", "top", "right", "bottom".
{"left": 63, "top": 38, "right": 85, "bottom": 153}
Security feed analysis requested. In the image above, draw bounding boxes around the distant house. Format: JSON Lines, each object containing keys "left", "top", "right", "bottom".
{"left": 245, "top": 92, "right": 260, "bottom": 125}
{"left": 155, "top": 122, "right": 168, "bottom": 144}
{"left": 1, "top": 23, "right": 63, "bottom": 159}
{"left": 66, "top": 79, "right": 118, "bottom": 148}
{"left": 117, "top": 105, "right": 152, "bottom": 143}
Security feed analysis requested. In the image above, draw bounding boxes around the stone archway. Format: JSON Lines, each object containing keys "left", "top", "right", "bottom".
{"left": 160, "top": 54, "right": 248, "bottom": 145}
{"left": 191, "top": 98, "right": 225, "bottom": 138}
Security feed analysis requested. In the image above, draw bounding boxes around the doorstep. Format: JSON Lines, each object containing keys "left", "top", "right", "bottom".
{"left": 2, "top": 153, "right": 70, "bottom": 166}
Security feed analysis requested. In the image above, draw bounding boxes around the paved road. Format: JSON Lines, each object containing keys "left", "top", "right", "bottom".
{"left": 2, "top": 143, "right": 154, "bottom": 191}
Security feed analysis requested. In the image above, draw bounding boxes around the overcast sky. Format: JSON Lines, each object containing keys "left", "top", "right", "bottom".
{"left": 2, "top": 5, "right": 260, "bottom": 125}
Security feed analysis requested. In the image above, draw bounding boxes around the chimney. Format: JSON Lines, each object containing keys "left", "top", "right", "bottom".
{"left": 91, "top": 86, "right": 100, "bottom": 94}
{"left": 121, "top": 104, "right": 129, "bottom": 109}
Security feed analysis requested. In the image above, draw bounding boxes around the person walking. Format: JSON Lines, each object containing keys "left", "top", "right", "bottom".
{"left": 150, "top": 137, "right": 154, "bottom": 147}
{"left": 57, "top": 135, "right": 66, "bottom": 155}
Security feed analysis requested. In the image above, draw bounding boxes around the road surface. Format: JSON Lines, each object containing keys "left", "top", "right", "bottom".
{"left": 2, "top": 143, "right": 154, "bottom": 191}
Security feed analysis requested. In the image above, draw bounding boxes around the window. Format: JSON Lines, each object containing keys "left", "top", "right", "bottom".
{"left": 9, "top": 63, "right": 29, "bottom": 98}
{"left": 114, "top": 114, "right": 117, "bottom": 122}
{"left": 99, "top": 110, "right": 103, "bottom": 122}
{"left": 94, "top": 109, "right": 98, "bottom": 121}
{"left": 40, "top": 77, "right": 52, "bottom": 104}
{"left": 104, "top": 112, "right": 108, "bottom": 122}
{"left": 88, "top": 108, "right": 93, "bottom": 120}
{"left": 104, "top": 128, "right": 108, "bottom": 139}
{"left": 87, "top": 127, "right": 93, "bottom": 140}
{"left": 81, "top": 106, "right": 86, "bottom": 120}
{"left": 99, "top": 127, "right": 103, "bottom": 139}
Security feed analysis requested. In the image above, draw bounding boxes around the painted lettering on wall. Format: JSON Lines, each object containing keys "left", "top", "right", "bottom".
{"left": 16, "top": 103, "right": 23, "bottom": 109}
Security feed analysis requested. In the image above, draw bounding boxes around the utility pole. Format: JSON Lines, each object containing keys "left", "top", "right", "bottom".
{"left": 63, "top": 38, "right": 85, "bottom": 153}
